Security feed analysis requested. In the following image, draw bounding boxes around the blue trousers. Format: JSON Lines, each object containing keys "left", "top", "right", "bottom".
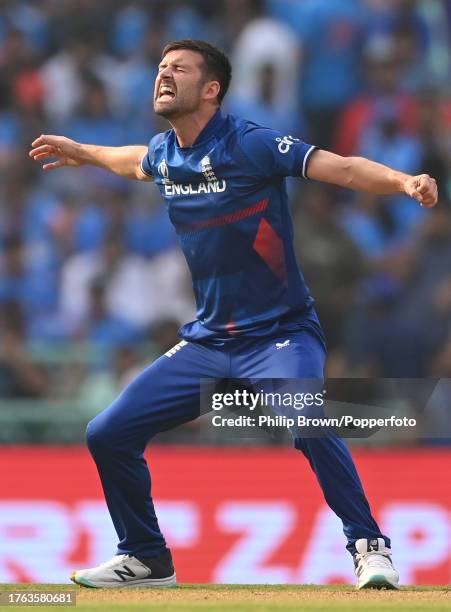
{"left": 86, "top": 325, "right": 389, "bottom": 558}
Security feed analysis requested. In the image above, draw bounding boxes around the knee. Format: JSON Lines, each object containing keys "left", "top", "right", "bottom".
{"left": 86, "top": 403, "right": 157, "bottom": 457}
{"left": 86, "top": 414, "right": 117, "bottom": 456}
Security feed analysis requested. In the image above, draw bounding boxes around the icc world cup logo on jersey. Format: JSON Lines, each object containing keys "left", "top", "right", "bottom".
{"left": 158, "top": 159, "right": 172, "bottom": 185}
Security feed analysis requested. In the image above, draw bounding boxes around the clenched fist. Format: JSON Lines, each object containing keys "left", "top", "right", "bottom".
{"left": 404, "top": 174, "right": 438, "bottom": 208}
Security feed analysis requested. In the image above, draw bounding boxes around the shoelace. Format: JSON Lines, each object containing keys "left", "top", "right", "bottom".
{"left": 356, "top": 551, "right": 393, "bottom": 569}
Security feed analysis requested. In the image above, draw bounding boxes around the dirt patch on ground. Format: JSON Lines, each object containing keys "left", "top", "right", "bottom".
{"left": 75, "top": 585, "right": 450, "bottom": 606}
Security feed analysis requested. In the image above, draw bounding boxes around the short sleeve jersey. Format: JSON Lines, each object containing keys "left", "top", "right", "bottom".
{"left": 141, "top": 110, "right": 320, "bottom": 342}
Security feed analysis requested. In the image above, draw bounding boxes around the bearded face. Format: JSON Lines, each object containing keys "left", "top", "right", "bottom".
{"left": 154, "top": 49, "right": 209, "bottom": 119}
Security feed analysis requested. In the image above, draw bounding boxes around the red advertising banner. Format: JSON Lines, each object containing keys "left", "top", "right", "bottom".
{"left": 0, "top": 446, "right": 449, "bottom": 585}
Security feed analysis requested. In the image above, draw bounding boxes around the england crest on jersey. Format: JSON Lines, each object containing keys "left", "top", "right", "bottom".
{"left": 200, "top": 156, "right": 218, "bottom": 183}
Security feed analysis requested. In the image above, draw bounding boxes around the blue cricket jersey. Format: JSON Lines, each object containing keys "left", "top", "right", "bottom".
{"left": 141, "top": 110, "right": 323, "bottom": 343}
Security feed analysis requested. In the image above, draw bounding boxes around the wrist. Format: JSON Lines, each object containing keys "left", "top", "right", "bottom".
{"left": 390, "top": 170, "right": 411, "bottom": 195}
{"left": 76, "top": 142, "right": 92, "bottom": 165}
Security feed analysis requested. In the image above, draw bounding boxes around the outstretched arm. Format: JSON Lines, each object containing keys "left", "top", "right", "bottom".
{"left": 29, "top": 135, "right": 151, "bottom": 181}
{"left": 307, "top": 149, "right": 438, "bottom": 208}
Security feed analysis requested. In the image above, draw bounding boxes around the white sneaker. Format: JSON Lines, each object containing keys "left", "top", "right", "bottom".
{"left": 70, "top": 551, "right": 176, "bottom": 588}
{"left": 354, "top": 538, "right": 399, "bottom": 590}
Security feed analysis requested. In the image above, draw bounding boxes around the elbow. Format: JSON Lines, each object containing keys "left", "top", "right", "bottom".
{"left": 136, "top": 164, "right": 153, "bottom": 182}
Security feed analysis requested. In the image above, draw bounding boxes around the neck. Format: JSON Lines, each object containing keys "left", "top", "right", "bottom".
{"left": 170, "top": 106, "right": 218, "bottom": 148}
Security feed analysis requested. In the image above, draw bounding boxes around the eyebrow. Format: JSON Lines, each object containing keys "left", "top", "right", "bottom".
{"left": 158, "top": 60, "right": 190, "bottom": 70}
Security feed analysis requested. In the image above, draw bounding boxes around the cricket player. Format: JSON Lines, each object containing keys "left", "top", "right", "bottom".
{"left": 29, "top": 40, "right": 437, "bottom": 589}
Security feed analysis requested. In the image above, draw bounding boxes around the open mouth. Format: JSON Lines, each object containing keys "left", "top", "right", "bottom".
{"left": 158, "top": 84, "right": 176, "bottom": 101}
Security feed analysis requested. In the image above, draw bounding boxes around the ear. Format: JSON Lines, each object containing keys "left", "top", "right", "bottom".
{"left": 202, "top": 80, "right": 220, "bottom": 103}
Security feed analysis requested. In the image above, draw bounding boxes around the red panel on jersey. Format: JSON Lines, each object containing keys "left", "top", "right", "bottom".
{"left": 253, "top": 218, "right": 287, "bottom": 283}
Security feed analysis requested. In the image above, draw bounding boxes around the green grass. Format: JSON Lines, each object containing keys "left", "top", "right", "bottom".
{"left": 0, "top": 584, "right": 449, "bottom": 612}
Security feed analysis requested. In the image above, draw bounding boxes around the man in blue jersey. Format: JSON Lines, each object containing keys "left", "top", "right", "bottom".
{"left": 30, "top": 40, "right": 437, "bottom": 590}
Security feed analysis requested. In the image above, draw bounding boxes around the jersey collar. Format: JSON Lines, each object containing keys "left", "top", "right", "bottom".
{"left": 175, "top": 109, "right": 226, "bottom": 149}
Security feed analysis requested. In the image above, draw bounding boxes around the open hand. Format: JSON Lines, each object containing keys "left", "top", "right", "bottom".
{"left": 29, "top": 134, "right": 85, "bottom": 171}
{"left": 405, "top": 174, "right": 438, "bottom": 208}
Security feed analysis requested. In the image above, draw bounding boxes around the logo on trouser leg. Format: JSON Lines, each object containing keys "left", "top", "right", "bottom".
{"left": 165, "top": 340, "right": 188, "bottom": 357}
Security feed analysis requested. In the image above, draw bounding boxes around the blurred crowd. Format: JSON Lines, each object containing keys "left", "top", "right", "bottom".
{"left": 0, "top": 0, "right": 450, "bottom": 407}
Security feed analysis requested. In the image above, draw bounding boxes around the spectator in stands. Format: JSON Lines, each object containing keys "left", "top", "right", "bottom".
{"left": 396, "top": 208, "right": 451, "bottom": 363}
{"left": 292, "top": 184, "right": 366, "bottom": 374}
{"left": 345, "top": 274, "right": 423, "bottom": 376}
{"left": 151, "top": 319, "right": 183, "bottom": 355}
{"left": 60, "top": 228, "right": 153, "bottom": 334}
{"left": 349, "top": 207, "right": 451, "bottom": 376}
{"left": 293, "top": 0, "right": 369, "bottom": 148}
{"left": 0, "top": 231, "right": 57, "bottom": 325}
{"left": 111, "top": 2, "right": 152, "bottom": 59}
{"left": 334, "top": 34, "right": 417, "bottom": 157}
{"left": 227, "top": 61, "right": 302, "bottom": 134}
{"left": 229, "top": 0, "right": 301, "bottom": 130}
{"left": 77, "top": 276, "right": 142, "bottom": 347}
{"left": 0, "top": 232, "right": 27, "bottom": 303}
{"left": 39, "top": 33, "right": 118, "bottom": 122}
{"left": 415, "top": 88, "right": 451, "bottom": 204}
{"left": 77, "top": 343, "right": 144, "bottom": 416}
{"left": 0, "top": 76, "right": 22, "bottom": 174}
{"left": 145, "top": 248, "right": 196, "bottom": 327}
{"left": 0, "top": 299, "right": 48, "bottom": 397}
{"left": 350, "top": 101, "right": 425, "bottom": 246}
{"left": 64, "top": 76, "right": 125, "bottom": 147}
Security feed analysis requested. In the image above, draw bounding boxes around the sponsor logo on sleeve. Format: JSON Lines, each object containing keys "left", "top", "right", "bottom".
{"left": 276, "top": 135, "right": 300, "bottom": 154}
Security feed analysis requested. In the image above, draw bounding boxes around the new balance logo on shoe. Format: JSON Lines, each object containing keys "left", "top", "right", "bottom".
{"left": 114, "top": 565, "right": 138, "bottom": 581}
{"left": 276, "top": 340, "right": 290, "bottom": 350}
{"left": 368, "top": 539, "right": 379, "bottom": 551}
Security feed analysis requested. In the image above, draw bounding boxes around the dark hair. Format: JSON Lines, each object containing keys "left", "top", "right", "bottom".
{"left": 162, "top": 39, "right": 232, "bottom": 105}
